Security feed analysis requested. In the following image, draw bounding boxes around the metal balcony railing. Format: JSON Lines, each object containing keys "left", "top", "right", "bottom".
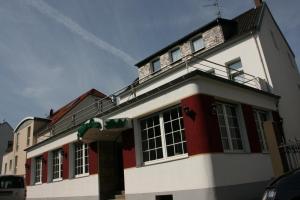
{"left": 39, "top": 52, "right": 268, "bottom": 139}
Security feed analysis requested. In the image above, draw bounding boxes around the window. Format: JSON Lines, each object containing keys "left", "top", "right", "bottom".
{"left": 170, "top": 48, "right": 181, "bottom": 63}
{"left": 140, "top": 106, "right": 186, "bottom": 163}
{"left": 16, "top": 133, "right": 19, "bottom": 151}
{"left": 14, "top": 156, "right": 18, "bottom": 173}
{"left": 35, "top": 157, "right": 42, "bottom": 184}
{"left": 27, "top": 126, "right": 31, "bottom": 146}
{"left": 74, "top": 143, "right": 89, "bottom": 176}
{"left": 9, "top": 160, "right": 12, "bottom": 170}
{"left": 216, "top": 103, "right": 244, "bottom": 152}
{"left": 192, "top": 36, "right": 204, "bottom": 52}
{"left": 52, "top": 149, "right": 63, "bottom": 180}
{"left": 254, "top": 110, "right": 268, "bottom": 152}
{"left": 151, "top": 59, "right": 161, "bottom": 73}
{"left": 227, "top": 59, "right": 244, "bottom": 83}
{"left": 4, "top": 163, "right": 7, "bottom": 174}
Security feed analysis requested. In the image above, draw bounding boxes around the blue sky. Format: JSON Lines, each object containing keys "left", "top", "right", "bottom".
{"left": 0, "top": 0, "right": 299, "bottom": 127}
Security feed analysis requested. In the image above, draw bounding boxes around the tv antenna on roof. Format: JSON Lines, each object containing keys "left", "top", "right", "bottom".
{"left": 203, "top": 0, "right": 222, "bottom": 18}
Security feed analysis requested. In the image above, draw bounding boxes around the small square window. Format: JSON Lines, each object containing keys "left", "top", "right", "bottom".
{"left": 170, "top": 48, "right": 181, "bottom": 63}
{"left": 152, "top": 59, "right": 160, "bottom": 73}
{"left": 192, "top": 37, "right": 204, "bottom": 52}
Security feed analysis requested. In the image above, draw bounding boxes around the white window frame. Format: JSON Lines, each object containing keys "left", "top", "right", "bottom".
{"left": 191, "top": 36, "right": 204, "bottom": 52}
{"left": 140, "top": 106, "right": 187, "bottom": 165}
{"left": 151, "top": 58, "right": 161, "bottom": 73}
{"left": 74, "top": 143, "right": 89, "bottom": 178}
{"left": 227, "top": 59, "right": 244, "bottom": 83}
{"left": 35, "top": 157, "right": 42, "bottom": 184}
{"left": 52, "top": 149, "right": 63, "bottom": 181}
{"left": 254, "top": 110, "right": 269, "bottom": 153}
{"left": 216, "top": 102, "right": 245, "bottom": 153}
{"left": 170, "top": 47, "right": 182, "bottom": 63}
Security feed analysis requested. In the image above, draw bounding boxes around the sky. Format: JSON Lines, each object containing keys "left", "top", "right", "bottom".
{"left": 0, "top": 0, "right": 299, "bottom": 128}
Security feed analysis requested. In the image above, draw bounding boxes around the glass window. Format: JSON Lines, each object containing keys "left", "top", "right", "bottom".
{"left": 9, "top": 160, "right": 12, "bottom": 170}
{"left": 74, "top": 143, "right": 89, "bottom": 176}
{"left": 16, "top": 134, "right": 19, "bottom": 151}
{"left": 35, "top": 157, "right": 42, "bottom": 184}
{"left": 27, "top": 126, "right": 31, "bottom": 146}
{"left": 192, "top": 37, "right": 204, "bottom": 52}
{"left": 4, "top": 163, "right": 7, "bottom": 174}
{"left": 216, "top": 103, "right": 244, "bottom": 152}
{"left": 14, "top": 156, "right": 18, "bottom": 173}
{"left": 140, "top": 106, "right": 186, "bottom": 162}
{"left": 228, "top": 59, "right": 244, "bottom": 83}
{"left": 52, "top": 149, "right": 63, "bottom": 180}
{"left": 170, "top": 48, "right": 181, "bottom": 63}
{"left": 254, "top": 110, "right": 268, "bottom": 152}
{"left": 152, "top": 59, "right": 161, "bottom": 73}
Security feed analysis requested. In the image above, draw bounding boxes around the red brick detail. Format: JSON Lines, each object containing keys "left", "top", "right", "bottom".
{"left": 62, "top": 144, "right": 69, "bottom": 179}
{"left": 181, "top": 94, "right": 223, "bottom": 155}
{"left": 122, "top": 129, "right": 136, "bottom": 169}
{"left": 42, "top": 152, "right": 48, "bottom": 183}
{"left": 25, "top": 158, "right": 31, "bottom": 186}
{"left": 88, "top": 142, "right": 98, "bottom": 174}
{"left": 242, "top": 104, "right": 261, "bottom": 153}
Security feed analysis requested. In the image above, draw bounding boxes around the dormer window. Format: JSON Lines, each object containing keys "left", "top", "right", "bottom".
{"left": 170, "top": 48, "right": 181, "bottom": 63}
{"left": 151, "top": 58, "right": 161, "bottom": 73}
{"left": 192, "top": 36, "right": 204, "bottom": 52}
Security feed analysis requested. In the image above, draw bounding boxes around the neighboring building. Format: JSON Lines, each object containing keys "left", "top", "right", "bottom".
{"left": 24, "top": 1, "right": 299, "bottom": 200}
{"left": 0, "top": 121, "right": 13, "bottom": 174}
{"left": 1, "top": 117, "right": 50, "bottom": 176}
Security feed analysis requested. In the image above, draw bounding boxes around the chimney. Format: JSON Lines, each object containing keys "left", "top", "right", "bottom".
{"left": 49, "top": 109, "right": 54, "bottom": 117}
{"left": 254, "top": 0, "right": 263, "bottom": 8}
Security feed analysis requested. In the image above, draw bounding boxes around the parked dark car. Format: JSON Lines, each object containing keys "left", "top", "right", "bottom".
{"left": 262, "top": 169, "right": 300, "bottom": 200}
{"left": 0, "top": 175, "right": 26, "bottom": 200}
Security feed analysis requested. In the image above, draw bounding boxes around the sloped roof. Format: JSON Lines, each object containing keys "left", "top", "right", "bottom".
{"left": 135, "top": 4, "right": 264, "bottom": 67}
{"left": 49, "top": 88, "right": 106, "bottom": 125}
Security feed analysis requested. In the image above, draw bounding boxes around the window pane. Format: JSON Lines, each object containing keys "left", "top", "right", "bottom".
{"left": 171, "top": 48, "right": 181, "bottom": 62}
{"left": 192, "top": 37, "right": 204, "bottom": 52}
{"left": 228, "top": 60, "right": 242, "bottom": 70}
{"left": 152, "top": 59, "right": 160, "bottom": 72}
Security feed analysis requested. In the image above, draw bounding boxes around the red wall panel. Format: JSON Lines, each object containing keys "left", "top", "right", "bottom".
{"left": 242, "top": 104, "right": 261, "bottom": 153}
{"left": 181, "top": 94, "right": 223, "bottom": 155}
{"left": 25, "top": 158, "right": 31, "bottom": 186}
{"left": 42, "top": 152, "right": 48, "bottom": 183}
{"left": 88, "top": 142, "right": 98, "bottom": 174}
{"left": 122, "top": 129, "right": 136, "bottom": 169}
{"left": 62, "top": 144, "right": 69, "bottom": 179}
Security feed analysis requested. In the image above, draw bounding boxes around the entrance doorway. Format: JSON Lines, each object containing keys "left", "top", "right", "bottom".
{"left": 98, "top": 140, "right": 124, "bottom": 200}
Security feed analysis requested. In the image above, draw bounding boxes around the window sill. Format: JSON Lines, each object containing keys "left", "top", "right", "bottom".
{"left": 35, "top": 182, "right": 42, "bottom": 185}
{"left": 75, "top": 173, "right": 89, "bottom": 178}
{"left": 52, "top": 178, "right": 63, "bottom": 182}
{"left": 142, "top": 153, "right": 188, "bottom": 167}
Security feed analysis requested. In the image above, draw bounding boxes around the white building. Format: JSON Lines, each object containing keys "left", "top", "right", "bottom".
{"left": 25, "top": 1, "right": 299, "bottom": 200}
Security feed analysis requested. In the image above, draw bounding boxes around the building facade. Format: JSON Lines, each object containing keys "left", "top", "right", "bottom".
{"left": 24, "top": 1, "right": 299, "bottom": 200}
{"left": 0, "top": 121, "right": 13, "bottom": 174}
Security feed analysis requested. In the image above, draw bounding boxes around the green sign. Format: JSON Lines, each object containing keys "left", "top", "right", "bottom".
{"left": 105, "top": 118, "right": 128, "bottom": 129}
{"left": 77, "top": 118, "right": 102, "bottom": 138}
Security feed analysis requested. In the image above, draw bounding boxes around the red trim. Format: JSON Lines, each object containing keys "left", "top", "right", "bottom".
{"left": 122, "top": 129, "right": 136, "bottom": 168}
{"left": 181, "top": 94, "right": 223, "bottom": 155}
{"left": 62, "top": 144, "right": 69, "bottom": 179}
{"left": 25, "top": 158, "right": 31, "bottom": 186}
{"left": 88, "top": 142, "right": 98, "bottom": 174}
{"left": 42, "top": 152, "right": 48, "bottom": 183}
{"left": 242, "top": 104, "right": 261, "bottom": 153}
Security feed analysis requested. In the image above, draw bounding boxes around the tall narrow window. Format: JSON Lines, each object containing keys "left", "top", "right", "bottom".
{"left": 192, "top": 36, "right": 204, "bottom": 52}
{"left": 27, "top": 126, "right": 31, "bottom": 146}
{"left": 9, "top": 160, "right": 12, "bottom": 171}
{"left": 4, "top": 163, "right": 7, "bottom": 174}
{"left": 216, "top": 103, "right": 244, "bottom": 152}
{"left": 170, "top": 48, "right": 181, "bottom": 63}
{"left": 16, "top": 134, "right": 19, "bottom": 151}
{"left": 14, "top": 156, "right": 18, "bottom": 174}
{"left": 151, "top": 59, "right": 161, "bottom": 73}
{"left": 227, "top": 59, "right": 244, "bottom": 83}
{"left": 74, "top": 143, "right": 89, "bottom": 176}
{"left": 254, "top": 110, "right": 268, "bottom": 152}
{"left": 52, "top": 149, "right": 63, "bottom": 180}
{"left": 140, "top": 106, "right": 186, "bottom": 163}
{"left": 35, "top": 157, "right": 42, "bottom": 184}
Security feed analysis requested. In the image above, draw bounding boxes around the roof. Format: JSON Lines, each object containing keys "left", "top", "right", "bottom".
{"left": 49, "top": 88, "right": 106, "bottom": 125}
{"left": 135, "top": 4, "right": 263, "bottom": 67}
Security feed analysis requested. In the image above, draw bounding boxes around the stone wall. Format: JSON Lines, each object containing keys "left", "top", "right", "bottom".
{"left": 137, "top": 24, "right": 225, "bottom": 81}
